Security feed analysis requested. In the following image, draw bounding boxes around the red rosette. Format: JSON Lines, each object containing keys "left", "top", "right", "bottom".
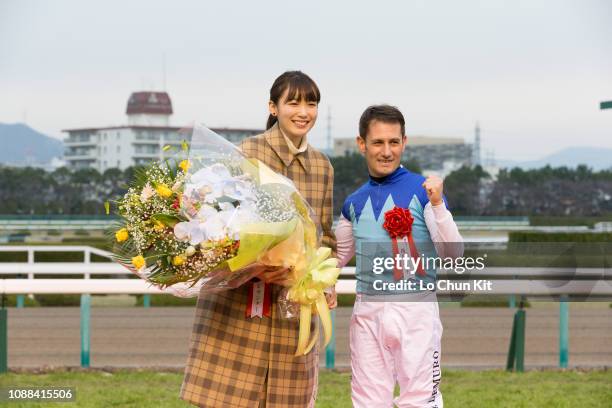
{"left": 383, "top": 206, "right": 414, "bottom": 238}
{"left": 382, "top": 206, "right": 425, "bottom": 279}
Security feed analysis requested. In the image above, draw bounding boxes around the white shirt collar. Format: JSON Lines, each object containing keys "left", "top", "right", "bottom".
{"left": 279, "top": 127, "right": 308, "bottom": 155}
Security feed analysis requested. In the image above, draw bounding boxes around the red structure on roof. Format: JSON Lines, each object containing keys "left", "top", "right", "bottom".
{"left": 126, "top": 92, "right": 173, "bottom": 115}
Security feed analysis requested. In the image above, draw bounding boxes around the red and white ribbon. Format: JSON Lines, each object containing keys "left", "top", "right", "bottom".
{"left": 246, "top": 280, "right": 271, "bottom": 318}
{"left": 391, "top": 234, "right": 425, "bottom": 280}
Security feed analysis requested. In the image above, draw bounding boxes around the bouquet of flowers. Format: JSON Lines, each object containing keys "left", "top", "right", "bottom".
{"left": 110, "top": 124, "right": 339, "bottom": 355}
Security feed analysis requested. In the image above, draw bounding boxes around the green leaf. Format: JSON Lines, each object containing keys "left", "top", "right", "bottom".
{"left": 227, "top": 218, "right": 297, "bottom": 271}
{"left": 151, "top": 213, "right": 181, "bottom": 227}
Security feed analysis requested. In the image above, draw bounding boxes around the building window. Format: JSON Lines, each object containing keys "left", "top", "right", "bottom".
{"left": 117, "top": 146, "right": 120, "bottom": 153}
{"left": 134, "top": 145, "right": 159, "bottom": 154}
{"left": 117, "top": 160, "right": 121, "bottom": 167}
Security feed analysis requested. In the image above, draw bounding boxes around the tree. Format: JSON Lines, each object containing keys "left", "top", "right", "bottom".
{"left": 330, "top": 153, "right": 369, "bottom": 214}
{"left": 444, "top": 165, "right": 490, "bottom": 215}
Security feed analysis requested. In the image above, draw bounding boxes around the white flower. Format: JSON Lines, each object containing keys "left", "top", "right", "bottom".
{"left": 204, "top": 206, "right": 235, "bottom": 240}
{"left": 218, "top": 202, "right": 234, "bottom": 212}
{"left": 196, "top": 204, "right": 218, "bottom": 220}
{"left": 202, "top": 214, "right": 227, "bottom": 240}
{"left": 175, "top": 203, "right": 236, "bottom": 244}
{"left": 221, "top": 178, "right": 254, "bottom": 202}
{"left": 174, "top": 219, "right": 206, "bottom": 245}
{"left": 184, "top": 164, "right": 255, "bottom": 205}
{"left": 185, "top": 246, "right": 196, "bottom": 257}
{"left": 179, "top": 196, "right": 199, "bottom": 219}
{"left": 140, "top": 183, "right": 155, "bottom": 203}
{"left": 225, "top": 202, "right": 260, "bottom": 239}
{"left": 189, "top": 164, "right": 231, "bottom": 188}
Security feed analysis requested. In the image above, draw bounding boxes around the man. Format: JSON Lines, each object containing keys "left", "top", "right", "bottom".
{"left": 335, "top": 105, "right": 463, "bottom": 407}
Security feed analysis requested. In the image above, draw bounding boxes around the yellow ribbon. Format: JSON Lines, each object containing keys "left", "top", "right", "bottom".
{"left": 288, "top": 247, "right": 340, "bottom": 356}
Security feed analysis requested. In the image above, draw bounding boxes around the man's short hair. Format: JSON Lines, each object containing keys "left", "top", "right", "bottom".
{"left": 359, "top": 104, "right": 405, "bottom": 139}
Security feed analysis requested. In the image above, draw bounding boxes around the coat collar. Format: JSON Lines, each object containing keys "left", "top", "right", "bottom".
{"left": 264, "top": 122, "right": 310, "bottom": 173}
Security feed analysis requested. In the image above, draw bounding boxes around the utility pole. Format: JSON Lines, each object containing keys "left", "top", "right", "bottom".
{"left": 473, "top": 121, "right": 481, "bottom": 167}
{"left": 162, "top": 52, "right": 167, "bottom": 91}
{"left": 326, "top": 106, "right": 332, "bottom": 154}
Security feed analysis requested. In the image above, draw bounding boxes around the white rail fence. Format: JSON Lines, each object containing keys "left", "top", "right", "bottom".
{"left": 0, "top": 246, "right": 610, "bottom": 371}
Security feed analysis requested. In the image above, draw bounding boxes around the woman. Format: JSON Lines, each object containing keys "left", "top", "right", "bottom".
{"left": 180, "top": 71, "right": 337, "bottom": 408}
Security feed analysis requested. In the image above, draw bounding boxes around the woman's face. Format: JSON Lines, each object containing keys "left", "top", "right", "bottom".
{"left": 269, "top": 89, "right": 318, "bottom": 140}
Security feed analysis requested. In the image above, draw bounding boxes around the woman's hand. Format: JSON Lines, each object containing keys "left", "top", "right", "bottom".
{"left": 255, "top": 265, "right": 293, "bottom": 287}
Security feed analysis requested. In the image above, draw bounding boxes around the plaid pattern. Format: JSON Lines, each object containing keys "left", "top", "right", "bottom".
{"left": 180, "top": 123, "right": 336, "bottom": 407}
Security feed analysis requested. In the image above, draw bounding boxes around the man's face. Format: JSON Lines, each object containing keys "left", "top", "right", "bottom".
{"left": 356, "top": 120, "right": 406, "bottom": 178}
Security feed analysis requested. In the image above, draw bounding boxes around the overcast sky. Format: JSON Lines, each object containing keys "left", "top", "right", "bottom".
{"left": 1, "top": 0, "right": 611, "bottom": 161}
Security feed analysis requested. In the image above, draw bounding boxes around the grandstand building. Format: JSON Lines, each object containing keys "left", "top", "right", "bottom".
{"left": 63, "top": 92, "right": 261, "bottom": 171}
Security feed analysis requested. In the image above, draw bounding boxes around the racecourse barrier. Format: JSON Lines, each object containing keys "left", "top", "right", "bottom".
{"left": 1, "top": 246, "right": 611, "bottom": 372}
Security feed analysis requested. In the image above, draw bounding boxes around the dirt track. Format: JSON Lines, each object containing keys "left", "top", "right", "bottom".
{"left": 6, "top": 304, "right": 612, "bottom": 369}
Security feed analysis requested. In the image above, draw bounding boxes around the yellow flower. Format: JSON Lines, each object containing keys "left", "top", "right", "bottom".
{"left": 155, "top": 183, "right": 173, "bottom": 198}
{"left": 179, "top": 159, "right": 190, "bottom": 172}
{"left": 153, "top": 220, "right": 165, "bottom": 232}
{"left": 115, "top": 228, "right": 129, "bottom": 242}
{"left": 131, "top": 255, "right": 145, "bottom": 270}
{"left": 172, "top": 255, "right": 186, "bottom": 266}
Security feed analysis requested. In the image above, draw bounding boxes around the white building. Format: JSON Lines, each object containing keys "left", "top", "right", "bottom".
{"left": 63, "top": 92, "right": 262, "bottom": 171}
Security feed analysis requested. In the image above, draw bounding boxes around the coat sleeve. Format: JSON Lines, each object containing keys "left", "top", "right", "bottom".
{"left": 320, "top": 162, "right": 337, "bottom": 257}
{"left": 238, "top": 138, "right": 250, "bottom": 156}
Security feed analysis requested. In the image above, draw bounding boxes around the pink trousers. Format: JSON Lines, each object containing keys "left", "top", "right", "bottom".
{"left": 350, "top": 296, "right": 443, "bottom": 408}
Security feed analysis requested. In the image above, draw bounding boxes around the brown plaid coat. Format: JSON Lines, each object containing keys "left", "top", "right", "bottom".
{"left": 180, "top": 123, "right": 336, "bottom": 407}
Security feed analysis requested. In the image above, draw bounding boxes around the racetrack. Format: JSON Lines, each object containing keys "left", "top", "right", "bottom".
{"left": 6, "top": 304, "right": 612, "bottom": 369}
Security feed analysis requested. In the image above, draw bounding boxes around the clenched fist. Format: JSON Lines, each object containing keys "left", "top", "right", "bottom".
{"left": 422, "top": 175, "right": 444, "bottom": 206}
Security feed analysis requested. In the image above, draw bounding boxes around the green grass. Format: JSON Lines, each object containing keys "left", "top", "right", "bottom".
{"left": 337, "top": 293, "right": 356, "bottom": 307}
{"left": 0, "top": 295, "right": 39, "bottom": 307}
{"left": 442, "top": 370, "right": 612, "bottom": 408}
{"left": 529, "top": 215, "right": 612, "bottom": 228}
{"left": 134, "top": 294, "right": 197, "bottom": 307}
{"left": 0, "top": 369, "right": 610, "bottom": 407}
